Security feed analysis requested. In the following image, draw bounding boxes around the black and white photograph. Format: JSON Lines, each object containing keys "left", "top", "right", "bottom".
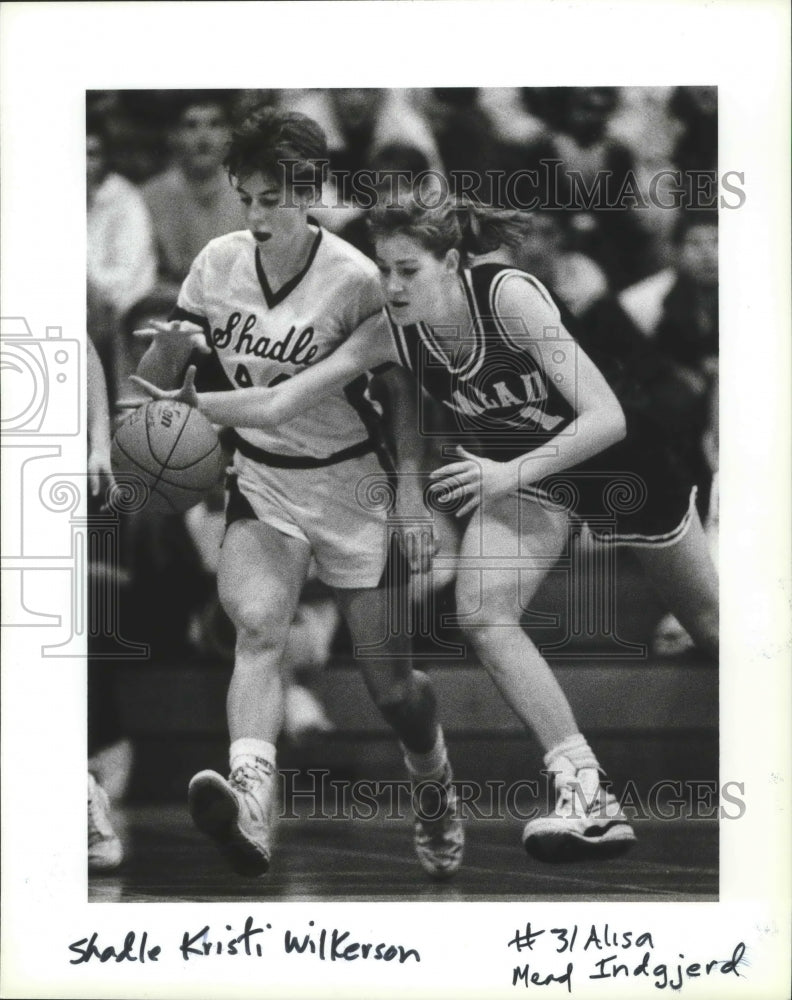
{"left": 85, "top": 83, "right": 723, "bottom": 901}
{"left": 1, "top": 3, "right": 790, "bottom": 999}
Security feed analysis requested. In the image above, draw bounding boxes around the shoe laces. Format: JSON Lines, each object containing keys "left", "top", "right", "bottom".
{"left": 412, "top": 764, "right": 457, "bottom": 832}
{"left": 229, "top": 760, "right": 272, "bottom": 793}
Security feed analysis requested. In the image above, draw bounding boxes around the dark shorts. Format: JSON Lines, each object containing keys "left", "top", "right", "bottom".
{"left": 487, "top": 415, "right": 699, "bottom": 548}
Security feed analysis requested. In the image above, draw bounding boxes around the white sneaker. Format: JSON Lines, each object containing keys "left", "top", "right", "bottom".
{"left": 411, "top": 764, "right": 464, "bottom": 880}
{"left": 88, "top": 738, "right": 134, "bottom": 803}
{"left": 653, "top": 612, "right": 695, "bottom": 657}
{"left": 88, "top": 772, "right": 123, "bottom": 872}
{"left": 522, "top": 758, "right": 635, "bottom": 862}
{"left": 188, "top": 760, "right": 277, "bottom": 877}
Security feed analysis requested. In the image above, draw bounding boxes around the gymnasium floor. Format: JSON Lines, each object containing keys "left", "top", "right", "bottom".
{"left": 89, "top": 806, "right": 717, "bottom": 903}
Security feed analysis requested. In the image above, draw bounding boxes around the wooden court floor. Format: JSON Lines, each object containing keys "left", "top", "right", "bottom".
{"left": 90, "top": 805, "right": 717, "bottom": 903}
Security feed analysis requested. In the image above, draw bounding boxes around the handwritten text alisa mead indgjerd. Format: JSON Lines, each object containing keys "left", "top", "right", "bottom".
{"left": 68, "top": 917, "right": 420, "bottom": 965}
{"left": 508, "top": 922, "right": 748, "bottom": 992}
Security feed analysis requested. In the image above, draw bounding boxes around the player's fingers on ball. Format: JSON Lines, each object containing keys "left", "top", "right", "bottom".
{"left": 189, "top": 334, "right": 212, "bottom": 354}
{"left": 128, "top": 375, "right": 163, "bottom": 398}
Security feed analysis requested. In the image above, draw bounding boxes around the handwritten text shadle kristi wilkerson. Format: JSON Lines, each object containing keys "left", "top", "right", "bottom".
{"left": 68, "top": 916, "right": 421, "bottom": 966}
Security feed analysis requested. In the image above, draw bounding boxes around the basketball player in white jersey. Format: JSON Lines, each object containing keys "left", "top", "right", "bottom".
{"left": 135, "top": 108, "right": 463, "bottom": 880}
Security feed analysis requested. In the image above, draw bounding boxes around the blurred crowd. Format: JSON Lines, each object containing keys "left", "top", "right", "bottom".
{"left": 87, "top": 85, "right": 719, "bottom": 688}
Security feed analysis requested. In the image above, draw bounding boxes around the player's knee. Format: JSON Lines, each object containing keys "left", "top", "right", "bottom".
{"left": 226, "top": 597, "right": 290, "bottom": 650}
{"left": 456, "top": 577, "right": 521, "bottom": 640}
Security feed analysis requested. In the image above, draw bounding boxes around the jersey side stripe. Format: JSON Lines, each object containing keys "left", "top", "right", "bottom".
{"left": 489, "top": 269, "right": 561, "bottom": 352}
{"left": 387, "top": 312, "right": 413, "bottom": 371}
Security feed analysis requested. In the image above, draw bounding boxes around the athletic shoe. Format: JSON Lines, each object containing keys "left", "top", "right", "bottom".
{"left": 522, "top": 761, "right": 635, "bottom": 862}
{"left": 188, "top": 759, "right": 277, "bottom": 877}
{"left": 88, "top": 737, "right": 134, "bottom": 803}
{"left": 411, "top": 764, "right": 464, "bottom": 880}
{"left": 88, "top": 772, "right": 123, "bottom": 872}
{"left": 653, "top": 612, "right": 695, "bottom": 657}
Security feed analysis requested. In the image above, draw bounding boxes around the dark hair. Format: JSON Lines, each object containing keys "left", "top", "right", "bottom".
{"left": 169, "top": 90, "right": 235, "bottom": 127}
{"left": 225, "top": 105, "right": 328, "bottom": 195}
{"left": 368, "top": 195, "right": 534, "bottom": 260}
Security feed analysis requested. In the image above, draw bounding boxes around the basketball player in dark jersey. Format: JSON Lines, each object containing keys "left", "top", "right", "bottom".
{"left": 133, "top": 112, "right": 464, "bottom": 880}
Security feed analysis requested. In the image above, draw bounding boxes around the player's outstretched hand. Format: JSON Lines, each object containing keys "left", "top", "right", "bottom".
{"left": 133, "top": 319, "right": 210, "bottom": 355}
{"left": 129, "top": 365, "right": 200, "bottom": 408}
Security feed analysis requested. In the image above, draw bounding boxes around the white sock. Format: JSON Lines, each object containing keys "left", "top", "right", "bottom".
{"left": 230, "top": 738, "right": 277, "bottom": 777}
{"left": 544, "top": 733, "right": 600, "bottom": 773}
{"left": 402, "top": 729, "right": 448, "bottom": 781}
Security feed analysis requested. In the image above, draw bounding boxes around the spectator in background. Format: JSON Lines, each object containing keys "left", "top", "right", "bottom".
{"left": 505, "top": 211, "right": 609, "bottom": 318}
{"left": 669, "top": 86, "right": 718, "bottom": 176}
{"left": 581, "top": 210, "right": 719, "bottom": 654}
{"left": 519, "top": 88, "right": 655, "bottom": 290}
{"left": 276, "top": 89, "right": 443, "bottom": 230}
{"left": 425, "top": 89, "right": 502, "bottom": 182}
{"left": 142, "top": 92, "right": 245, "bottom": 296}
{"left": 87, "top": 334, "right": 126, "bottom": 872}
{"left": 87, "top": 111, "right": 157, "bottom": 394}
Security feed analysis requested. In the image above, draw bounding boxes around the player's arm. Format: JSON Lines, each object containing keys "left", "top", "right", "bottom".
{"left": 500, "top": 279, "right": 626, "bottom": 485}
{"left": 135, "top": 318, "right": 211, "bottom": 388}
{"left": 135, "top": 248, "right": 212, "bottom": 388}
{"left": 376, "top": 366, "right": 439, "bottom": 573}
{"left": 132, "top": 310, "right": 399, "bottom": 430}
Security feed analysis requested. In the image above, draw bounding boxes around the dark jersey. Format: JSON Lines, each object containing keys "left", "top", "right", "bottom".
{"left": 387, "top": 263, "right": 576, "bottom": 462}
{"left": 387, "top": 262, "right": 698, "bottom": 546}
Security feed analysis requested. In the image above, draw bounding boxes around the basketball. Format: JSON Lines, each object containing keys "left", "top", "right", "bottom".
{"left": 111, "top": 400, "right": 226, "bottom": 514}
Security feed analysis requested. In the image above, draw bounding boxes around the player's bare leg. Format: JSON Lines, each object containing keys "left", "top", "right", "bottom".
{"left": 334, "top": 585, "right": 464, "bottom": 879}
{"left": 633, "top": 508, "right": 719, "bottom": 660}
{"left": 188, "top": 519, "right": 311, "bottom": 876}
{"left": 454, "top": 498, "right": 579, "bottom": 749}
{"left": 454, "top": 495, "right": 634, "bottom": 860}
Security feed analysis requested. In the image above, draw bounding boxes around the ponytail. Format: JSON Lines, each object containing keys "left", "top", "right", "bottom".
{"left": 457, "top": 201, "right": 533, "bottom": 256}
{"left": 369, "top": 193, "right": 534, "bottom": 261}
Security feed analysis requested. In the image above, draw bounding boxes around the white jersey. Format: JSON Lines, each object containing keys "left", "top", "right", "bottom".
{"left": 175, "top": 226, "right": 384, "bottom": 458}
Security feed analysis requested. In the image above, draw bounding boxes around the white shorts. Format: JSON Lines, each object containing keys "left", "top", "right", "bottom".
{"left": 225, "top": 449, "right": 390, "bottom": 590}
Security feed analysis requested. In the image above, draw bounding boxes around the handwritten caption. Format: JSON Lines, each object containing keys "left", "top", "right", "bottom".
{"left": 507, "top": 922, "right": 747, "bottom": 992}
{"left": 68, "top": 917, "right": 420, "bottom": 966}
